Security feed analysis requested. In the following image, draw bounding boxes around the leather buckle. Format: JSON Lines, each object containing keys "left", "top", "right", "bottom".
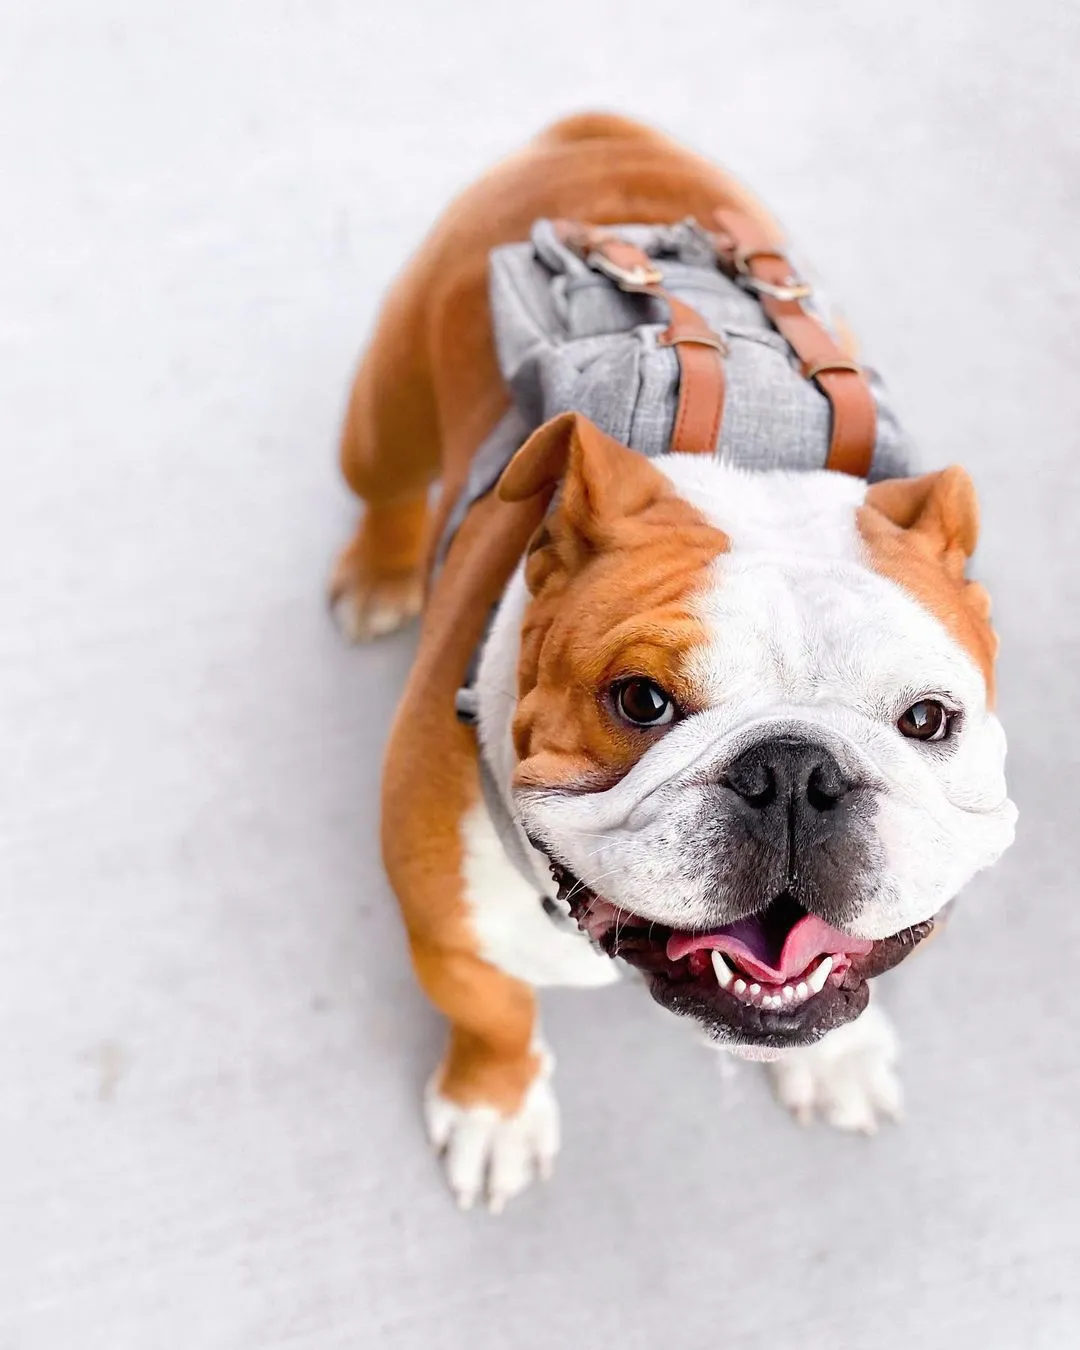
{"left": 586, "top": 249, "right": 664, "bottom": 291}
{"left": 732, "top": 245, "right": 812, "bottom": 302}
{"left": 736, "top": 272, "right": 813, "bottom": 303}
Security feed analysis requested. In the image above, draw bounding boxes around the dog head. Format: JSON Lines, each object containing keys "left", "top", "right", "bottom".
{"left": 497, "top": 413, "right": 1016, "bottom": 1051}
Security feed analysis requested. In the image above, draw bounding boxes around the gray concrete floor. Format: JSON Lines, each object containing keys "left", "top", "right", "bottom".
{"left": 2, "top": 2, "right": 1078, "bottom": 1346}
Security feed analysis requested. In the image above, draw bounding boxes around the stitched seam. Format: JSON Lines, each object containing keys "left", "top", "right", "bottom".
{"left": 706, "top": 350, "right": 725, "bottom": 451}
{"left": 672, "top": 351, "right": 694, "bottom": 451}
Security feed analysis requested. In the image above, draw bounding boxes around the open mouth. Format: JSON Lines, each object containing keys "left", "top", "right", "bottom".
{"left": 550, "top": 863, "right": 935, "bottom": 1047}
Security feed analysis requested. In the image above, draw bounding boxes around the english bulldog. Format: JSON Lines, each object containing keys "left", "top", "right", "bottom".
{"left": 329, "top": 114, "right": 1016, "bottom": 1211}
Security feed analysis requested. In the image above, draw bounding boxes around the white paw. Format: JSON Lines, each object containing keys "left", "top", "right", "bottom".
{"left": 767, "top": 1003, "right": 902, "bottom": 1135}
{"left": 329, "top": 573, "right": 422, "bottom": 643}
{"left": 423, "top": 1070, "right": 560, "bottom": 1214}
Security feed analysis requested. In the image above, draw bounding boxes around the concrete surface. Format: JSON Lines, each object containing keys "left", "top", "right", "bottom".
{"left": 2, "top": 2, "right": 1078, "bottom": 1346}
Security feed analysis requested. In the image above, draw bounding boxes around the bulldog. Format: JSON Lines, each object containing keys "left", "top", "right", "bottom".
{"left": 329, "top": 114, "right": 1016, "bottom": 1212}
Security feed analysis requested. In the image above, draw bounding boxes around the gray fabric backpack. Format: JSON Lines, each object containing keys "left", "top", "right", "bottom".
{"left": 438, "top": 217, "right": 914, "bottom": 562}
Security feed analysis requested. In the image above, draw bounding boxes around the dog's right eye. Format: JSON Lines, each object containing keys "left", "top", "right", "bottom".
{"left": 613, "top": 678, "right": 677, "bottom": 728}
{"left": 897, "top": 699, "right": 952, "bottom": 742}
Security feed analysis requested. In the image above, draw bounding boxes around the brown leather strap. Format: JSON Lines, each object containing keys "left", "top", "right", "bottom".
{"left": 712, "top": 208, "right": 877, "bottom": 478}
{"left": 555, "top": 221, "right": 727, "bottom": 455}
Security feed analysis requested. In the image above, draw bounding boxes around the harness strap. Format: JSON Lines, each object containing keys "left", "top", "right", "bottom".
{"left": 712, "top": 207, "right": 876, "bottom": 478}
{"left": 554, "top": 221, "right": 728, "bottom": 455}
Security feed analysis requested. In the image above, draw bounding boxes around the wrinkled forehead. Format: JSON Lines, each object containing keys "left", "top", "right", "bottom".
{"left": 655, "top": 456, "right": 989, "bottom": 706}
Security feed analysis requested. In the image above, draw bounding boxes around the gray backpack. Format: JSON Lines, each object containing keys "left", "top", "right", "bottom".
{"left": 439, "top": 216, "right": 914, "bottom": 561}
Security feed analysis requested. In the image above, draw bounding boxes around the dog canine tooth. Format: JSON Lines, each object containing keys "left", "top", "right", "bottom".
{"left": 711, "top": 951, "right": 734, "bottom": 990}
{"left": 806, "top": 956, "right": 833, "bottom": 994}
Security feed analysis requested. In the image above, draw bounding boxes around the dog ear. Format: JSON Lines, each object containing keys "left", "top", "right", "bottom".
{"left": 862, "top": 467, "right": 998, "bottom": 690}
{"left": 498, "top": 412, "right": 665, "bottom": 561}
{"left": 864, "top": 468, "right": 980, "bottom": 577}
{"left": 497, "top": 412, "right": 583, "bottom": 504}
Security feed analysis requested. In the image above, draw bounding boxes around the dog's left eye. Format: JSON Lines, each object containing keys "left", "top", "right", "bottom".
{"left": 613, "top": 678, "right": 676, "bottom": 728}
{"left": 898, "top": 700, "right": 952, "bottom": 742}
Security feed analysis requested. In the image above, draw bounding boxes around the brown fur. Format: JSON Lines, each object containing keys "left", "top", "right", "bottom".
{"left": 500, "top": 414, "right": 728, "bottom": 790}
{"left": 379, "top": 488, "right": 549, "bottom": 1113}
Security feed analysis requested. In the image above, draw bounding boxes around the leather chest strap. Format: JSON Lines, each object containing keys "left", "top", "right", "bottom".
{"left": 555, "top": 221, "right": 727, "bottom": 456}
{"left": 712, "top": 207, "right": 876, "bottom": 478}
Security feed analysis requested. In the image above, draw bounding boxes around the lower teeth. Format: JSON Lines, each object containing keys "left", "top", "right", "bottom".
{"left": 710, "top": 950, "right": 834, "bottom": 1008}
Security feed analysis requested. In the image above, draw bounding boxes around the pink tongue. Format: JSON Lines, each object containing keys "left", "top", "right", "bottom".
{"left": 666, "top": 914, "right": 874, "bottom": 983}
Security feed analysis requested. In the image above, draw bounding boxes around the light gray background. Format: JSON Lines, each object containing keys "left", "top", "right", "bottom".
{"left": 2, "top": 2, "right": 1078, "bottom": 1347}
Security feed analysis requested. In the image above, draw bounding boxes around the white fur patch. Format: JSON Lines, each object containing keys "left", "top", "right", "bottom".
{"left": 424, "top": 1053, "right": 560, "bottom": 1213}
{"left": 460, "top": 798, "right": 619, "bottom": 988}
{"left": 766, "top": 1002, "right": 902, "bottom": 1133}
{"left": 660, "top": 456, "right": 868, "bottom": 561}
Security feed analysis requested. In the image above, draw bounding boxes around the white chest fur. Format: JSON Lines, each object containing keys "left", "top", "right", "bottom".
{"left": 459, "top": 799, "right": 620, "bottom": 989}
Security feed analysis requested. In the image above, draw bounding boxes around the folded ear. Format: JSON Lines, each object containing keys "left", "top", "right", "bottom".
{"left": 861, "top": 467, "right": 998, "bottom": 696}
{"left": 497, "top": 411, "right": 584, "bottom": 504}
{"left": 864, "top": 467, "right": 979, "bottom": 577}
{"left": 498, "top": 411, "right": 672, "bottom": 565}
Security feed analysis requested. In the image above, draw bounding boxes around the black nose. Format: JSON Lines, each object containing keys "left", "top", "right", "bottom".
{"left": 724, "top": 739, "right": 852, "bottom": 813}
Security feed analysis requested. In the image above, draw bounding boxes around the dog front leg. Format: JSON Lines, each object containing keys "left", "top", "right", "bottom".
{"left": 766, "top": 1002, "right": 902, "bottom": 1134}
{"left": 410, "top": 941, "right": 558, "bottom": 1213}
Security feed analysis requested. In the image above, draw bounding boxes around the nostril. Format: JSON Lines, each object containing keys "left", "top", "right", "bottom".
{"left": 724, "top": 761, "right": 776, "bottom": 808}
{"left": 744, "top": 767, "right": 776, "bottom": 808}
{"left": 806, "top": 760, "right": 848, "bottom": 811}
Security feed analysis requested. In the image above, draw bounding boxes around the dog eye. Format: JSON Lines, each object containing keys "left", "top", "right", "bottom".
{"left": 897, "top": 700, "right": 952, "bottom": 742}
{"left": 613, "top": 678, "right": 677, "bottom": 728}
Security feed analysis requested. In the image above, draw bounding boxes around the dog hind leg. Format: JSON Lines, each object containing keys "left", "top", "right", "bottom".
{"left": 329, "top": 267, "right": 440, "bottom": 641}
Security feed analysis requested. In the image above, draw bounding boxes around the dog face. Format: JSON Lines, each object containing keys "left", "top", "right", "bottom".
{"left": 498, "top": 415, "right": 1016, "bottom": 1051}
